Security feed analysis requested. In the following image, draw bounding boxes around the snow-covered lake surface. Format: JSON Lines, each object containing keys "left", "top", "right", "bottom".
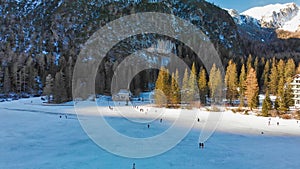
{"left": 1, "top": 98, "right": 300, "bottom": 169}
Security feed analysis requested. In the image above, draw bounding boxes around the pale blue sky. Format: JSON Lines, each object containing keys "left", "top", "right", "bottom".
{"left": 206, "top": 0, "right": 300, "bottom": 12}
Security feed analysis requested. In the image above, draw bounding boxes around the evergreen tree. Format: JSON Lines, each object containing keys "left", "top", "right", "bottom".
{"left": 164, "top": 69, "right": 171, "bottom": 103}
{"left": 225, "top": 60, "right": 238, "bottom": 104}
{"left": 262, "top": 90, "right": 272, "bottom": 117}
{"left": 277, "top": 76, "right": 294, "bottom": 113}
{"left": 239, "top": 64, "right": 246, "bottom": 107}
{"left": 198, "top": 67, "right": 208, "bottom": 105}
{"left": 188, "top": 63, "right": 197, "bottom": 103}
{"left": 182, "top": 68, "right": 190, "bottom": 104}
{"left": 209, "top": 64, "right": 223, "bottom": 103}
{"left": 254, "top": 57, "right": 259, "bottom": 77}
{"left": 170, "top": 70, "right": 180, "bottom": 105}
{"left": 261, "top": 60, "right": 270, "bottom": 93}
{"left": 246, "top": 54, "right": 253, "bottom": 73}
{"left": 283, "top": 59, "right": 295, "bottom": 110}
{"left": 277, "top": 76, "right": 286, "bottom": 112}
{"left": 155, "top": 67, "right": 168, "bottom": 107}
{"left": 66, "top": 56, "right": 74, "bottom": 99}
{"left": 269, "top": 58, "right": 278, "bottom": 95}
{"left": 26, "top": 57, "right": 34, "bottom": 93}
{"left": 284, "top": 58, "right": 295, "bottom": 80}
{"left": 43, "top": 74, "right": 54, "bottom": 102}
{"left": 20, "top": 66, "right": 29, "bottom": 93}
{"left": 284, "top": 79, "right": 294, "bottom": 108}
{"left": 12, "top": 62, "right": 20, "bottom": 93}
{"left": 277, "top": 59, "right": 285, "bottom": 82}
{"left": 215, "top": 68, "right": 223, "bottom": 103}
{"left": 53, "top": 71, "right": 68, "bottom": 103}
{"left": 209, "top": 64, "right": 217, "bottom": 102}
{"left": 3, "top": 67, "right": 11, "bottom": 94}
{"left": 245, "top": 67, "right": 259, "bottom": 110}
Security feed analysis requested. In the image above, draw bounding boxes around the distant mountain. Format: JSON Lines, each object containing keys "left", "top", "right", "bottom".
{"left": 226, "top": 2, "right": 300, "bottom": 32}
{"left": 224, "top": 2, "right": 300, "bottom": 59}
{"left": 242, "top": 2, "right": 300, "bottom": 32}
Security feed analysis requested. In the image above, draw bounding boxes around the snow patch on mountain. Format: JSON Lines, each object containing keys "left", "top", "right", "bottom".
{"left": 242, "top": 3, "right": 297, "bottom": 21}
{"left": 224, "top": 8, "right": 260, "bottom": 27}
{"left": 282, "top": 11, "right": 300, "bottom": 31}
{"left": 241, "top": 2, "right": 300, "bottom": 32}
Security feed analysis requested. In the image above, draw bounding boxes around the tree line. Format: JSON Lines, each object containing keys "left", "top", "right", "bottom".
{"left": 0, "top": 54, "right": 74, "bottom": 103}
{"left": 0, "top": 53, "right": 299, "bottom": 107}
{"left": 154, "top": 55, "right": 299, "bottom": 115}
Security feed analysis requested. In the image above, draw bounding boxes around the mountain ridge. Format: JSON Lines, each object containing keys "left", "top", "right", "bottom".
{"left": 226, "top": 2, "right": 300, "bottom": 32}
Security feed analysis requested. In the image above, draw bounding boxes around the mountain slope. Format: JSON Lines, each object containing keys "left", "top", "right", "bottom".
{"left": 0, "top": 0, "right": 243, "bottom": 95}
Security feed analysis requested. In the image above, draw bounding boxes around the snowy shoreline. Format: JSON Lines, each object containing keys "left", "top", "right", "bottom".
{"left": 1, "top": 97, "right": 299, "bottom": 137}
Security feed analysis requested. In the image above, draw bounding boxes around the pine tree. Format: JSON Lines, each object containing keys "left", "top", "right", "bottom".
{"left": 254, "top": 57, "right": 259, "bottom": 78}
{"left": 262, "top": 90, "right": 272, "bottom": 117}
{"left": 12, "top": 62, "right": 20, "bottom": 93}
{"left": 284, "top": 58, "right": 295, "bottom": 80}
{"left": 3, "top": 67, "right": 11, "bottom": 94}
{"left": 283, "top": 59, "right": 295, "bottom": 110}
{"left": 164, "top": 69, "right": 171, "bottom": 104}
{"left": 277, "top": 75, "right": 294, "bottom": 113}
{"left": 269, "top": 58, "right": 278, "bottom": 95}
{"left": 284, "top": 79, "right": 294, "bottom": 108}
{"left": 246, "top": 54, "right": 253, "bottom": 73}
{"left": 261, "top": 60, "right": 270, "bottom": 93}
{"left": 170, "top": 70, "right": 180, "bottom": 105}
{"left": 277, "top": 59, "right": 285, "bottom": 83}
{"left": 43, "top": 74, "right": 54, "bottom": 102}
{"left": 198, "top": 67, "right": 208, "bottom": 105}
{"left": 239, "top": 64, "right": 246, "bottom": 107}
{"left": 209, "top": 64, "right": 223, "bottom": 103}
{"left": 26, "top": 58, "right": 38, "bottom": 94}
{"left": 225, "top": 60, "right": 238, "bottom": 104}
{"left": 215, "top": 68, "right": 223, "bottom": 103}
{"left": 245, "top": 67, "right": 259, "bottom": 110}
{"left": 65, "top": 56, "right": 74, "bottom": 99}
{"left": 155, "top": 67, "right": 168, "bottom": 107}
{"left": 53, "top": 71, "right": 68, "bottom": 103}
{"left": 209, "top": 64, "right": 217, "bottom": 102}
{"left": 182, "top": 68, "right": 189, "bottom": 104}
{"left": 277, "top": 76, "right": 287, "bottom": 113}
{"left": 18, "top": 66, "right": 29, "bottom": 94}
{"left": 188, "top": 63, "right": 197, "bottom": 103}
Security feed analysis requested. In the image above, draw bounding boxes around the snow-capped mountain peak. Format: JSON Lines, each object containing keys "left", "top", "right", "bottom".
{"left": 241, "top": 2, "right": 300, "bottom": 32}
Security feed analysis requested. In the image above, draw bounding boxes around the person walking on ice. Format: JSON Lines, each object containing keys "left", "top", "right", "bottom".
{"left": 199, "top": 142, "right": 204, "bottom": 149}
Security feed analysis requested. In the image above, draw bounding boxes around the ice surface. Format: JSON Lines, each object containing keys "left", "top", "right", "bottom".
{"left": 0, "top": 98, "right": 300, "bottom": 168}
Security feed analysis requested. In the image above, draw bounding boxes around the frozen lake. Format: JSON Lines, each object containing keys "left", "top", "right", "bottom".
{"left": 1, "top": 101, "right": 300, "bottom": 169}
